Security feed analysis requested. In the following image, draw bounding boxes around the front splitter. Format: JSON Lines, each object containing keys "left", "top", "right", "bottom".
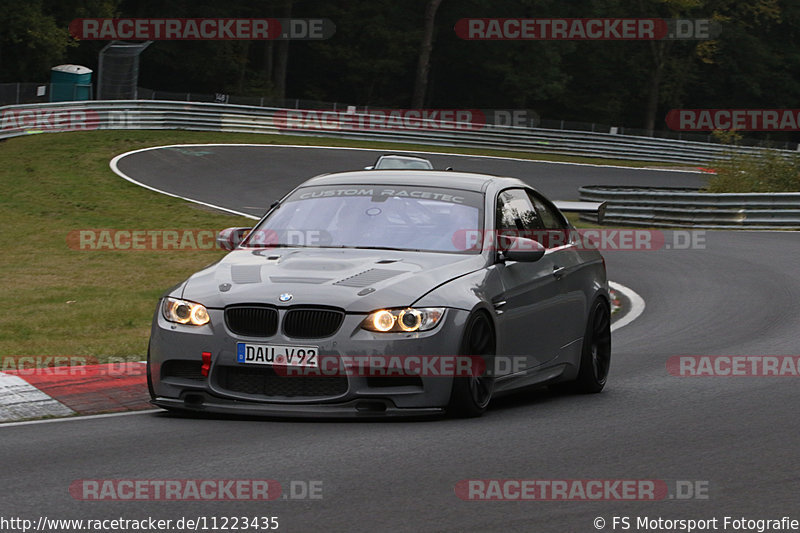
{"left": 152, "top": 395, "right": 446, "bottom": 419}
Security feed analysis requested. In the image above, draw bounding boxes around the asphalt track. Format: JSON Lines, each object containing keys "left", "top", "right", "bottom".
{"left": 2, "top": 145, "right": 799, "bottom": 533}
{"left": 112, "top": 144, "right": 709, "bottom": 217}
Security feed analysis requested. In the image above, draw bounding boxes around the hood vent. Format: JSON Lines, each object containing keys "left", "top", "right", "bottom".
{"left": 269, "top": 276, "right": 332, "bottom": 284}
{"left": 231, "top": 265, "right": 262, "bottom": 284}
{"left": 333, "top": 268, "right": 403, "bottom": 288}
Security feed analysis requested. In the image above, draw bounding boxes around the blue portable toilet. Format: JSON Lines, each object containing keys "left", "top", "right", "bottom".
{"left": 50, "top": 65, "right": 93, "bottom": 102}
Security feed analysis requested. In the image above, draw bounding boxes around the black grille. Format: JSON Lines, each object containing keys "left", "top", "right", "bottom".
{"left": 161, "top": 360, "right": 204, "bottom": 381}
{"left": 225, "top": 306, "right": 278, "bottom": 337}
{"left": 283, "top": 308, "right": 344, "bottom": 338}
{"left": 216, "top": 366, "right": 348, "bottom": 397}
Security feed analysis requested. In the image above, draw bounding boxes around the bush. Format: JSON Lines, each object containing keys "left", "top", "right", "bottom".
{"left": 706, "top": 150, "right": 800, "bottom": 193}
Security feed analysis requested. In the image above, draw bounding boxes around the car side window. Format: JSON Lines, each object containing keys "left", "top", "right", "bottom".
{"left": 496, "top": 189, "right": 543, "bottom": 232}
{"left": 527, "top": 191, "right": 567, "bottom": 230}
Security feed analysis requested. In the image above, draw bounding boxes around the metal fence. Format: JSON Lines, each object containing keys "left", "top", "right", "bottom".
{"left": 2, "top": 83, "right": 372, "bottom": 111}
{"left": 2, "top": 82, "right": 798, "bottom": 151}
{"left": 579, "top": 185, "right": 800, "bottom": 229}
{"left": 0, "top": 99, "right": 796, "bottom": 165}
{"left": 0, "top": 83, "right": 94, "bottom": 106}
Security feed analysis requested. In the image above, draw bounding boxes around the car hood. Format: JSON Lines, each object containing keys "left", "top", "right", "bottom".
{"left": 181, "top": 248, "right": 486, "bottom": 312}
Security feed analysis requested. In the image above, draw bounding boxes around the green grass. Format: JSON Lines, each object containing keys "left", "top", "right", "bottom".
{"left": 0, "top": 131, "right": 255, "bottom": 359}
{"left": 0, "top": 129, "right": 668, "bottom": 361}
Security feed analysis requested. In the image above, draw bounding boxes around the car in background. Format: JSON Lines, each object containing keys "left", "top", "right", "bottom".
{"left": 147, "top": 170, "right": 611, "bottom": 418}
{"left": 365, "top": 154, "right": 434, "bottom": 170}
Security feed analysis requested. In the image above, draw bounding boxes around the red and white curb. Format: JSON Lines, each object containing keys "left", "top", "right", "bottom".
{"left": 0, "top": 362, "right": 150, "bottom": 423}
{"left": 0, "top": 373, "right": 74, "bottom": 421}
{"left": 609, "top": 281, "right": 646, "bottom": 332}
{"left": 609, "top": 287, "right": 622, "bottom": 315}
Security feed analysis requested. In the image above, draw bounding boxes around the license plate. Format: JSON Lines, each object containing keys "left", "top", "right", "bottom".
{"left": 236, "top": 343, "right": 318, "bottom": 367}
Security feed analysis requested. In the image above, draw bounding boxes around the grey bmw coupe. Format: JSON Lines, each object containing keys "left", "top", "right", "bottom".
{"left": 147, "top": 170, "right": 611, "bottom": 418}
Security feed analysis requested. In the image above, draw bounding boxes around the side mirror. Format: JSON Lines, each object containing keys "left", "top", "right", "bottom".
{"left": 217, "top": 227, "right": 252, "bottom": 251}
{"left": 498, "top": 235, "right": 545, "bottom": 262}
{"left": 364, "top": 165, "right": 374, "bottom": 170}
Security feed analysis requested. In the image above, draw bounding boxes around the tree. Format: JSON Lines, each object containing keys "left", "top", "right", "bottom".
{"left": 634, "top": 0, "right": 782, "bottom": 133}
{"left": 411, "top": 0, "right": 443, "bottom": 108}
{"left": 0, "top": 0, "right": 73, "bottom": 82}
{"left": 272, "top": 0, "right": 293, "bottom": 99}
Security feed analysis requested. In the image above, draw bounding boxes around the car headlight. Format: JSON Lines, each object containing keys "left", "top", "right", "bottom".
{"left": 162, "top": 297, "right": 210, "bottom": 326}
{"left": 361, "top": 308, "right": 445, "bottom": 333}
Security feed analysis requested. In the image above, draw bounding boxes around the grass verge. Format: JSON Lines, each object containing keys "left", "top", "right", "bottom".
{"left": 0, "top": 131, "right": 256, "bottom": 359}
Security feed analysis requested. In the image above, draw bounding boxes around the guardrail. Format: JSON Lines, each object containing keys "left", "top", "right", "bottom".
{"left": 579, "top": 185, "right": 800, "bottom": 229}
{"left": 1, "top": 100, "right": 795, "bottom": 165}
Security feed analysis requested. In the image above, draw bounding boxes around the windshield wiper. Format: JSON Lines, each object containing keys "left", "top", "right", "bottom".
{"left": 349, "top": 246, "right": 425, "bottom": 252}
{"left": 242, "top": 243, "right": 313, "bottom": 249}
{"left": 243, "top": 244, "right": 427, "bottom": 252}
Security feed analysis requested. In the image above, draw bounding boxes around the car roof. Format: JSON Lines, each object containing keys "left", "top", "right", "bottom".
{"left": 301, "top": 170, "right": 527, "bottom": 193}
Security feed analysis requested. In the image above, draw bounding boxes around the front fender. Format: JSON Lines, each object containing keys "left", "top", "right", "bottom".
{"left": 412, "top": 265, "right": 502, "bottom": 321}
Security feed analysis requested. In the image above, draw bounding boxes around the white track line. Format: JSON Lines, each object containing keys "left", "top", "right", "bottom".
{"left": 110, "top": 142, "right": 701, "bottom": 220}
{"left": 109, "top": 148, "right": 259, "bottom": 220}
{"left": 609, "top": 281, "right": 645, "bottom": 332}
{"left": 111, "top": 142, "right": 703, "bottom": 177}
{"left": 0, "top": 409, "right": 161, "bottom": 428}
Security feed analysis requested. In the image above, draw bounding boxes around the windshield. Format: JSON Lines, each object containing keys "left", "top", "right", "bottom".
{"left": 376, "top": 158, "right": 433, "bottom": 169}
{"left": 245, "top": 184, "right": 483, "bottom": 253}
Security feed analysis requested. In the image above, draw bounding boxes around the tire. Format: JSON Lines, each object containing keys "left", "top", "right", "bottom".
{"left": 448, "top": 312, "right": 496, "bottom": 418}
{"left": 573, "top": 299, "right": 612, "bottom": 393}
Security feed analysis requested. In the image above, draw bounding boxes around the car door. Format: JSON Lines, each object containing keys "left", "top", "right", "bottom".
{"left": 493, "top": 188, "right": 569, "bottom": 370}
{"left": 526, "top": 190, "right": 587, "bottom": 351}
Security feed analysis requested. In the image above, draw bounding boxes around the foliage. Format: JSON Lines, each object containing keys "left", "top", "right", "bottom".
{"left": 706, "top": 150, "right": 800, "bottom": 192}
{"left": 710, "top": 129, "right": 743, "bottom": 145}
{"left": 0, "top": 0, "right": 798, "bottom": 136}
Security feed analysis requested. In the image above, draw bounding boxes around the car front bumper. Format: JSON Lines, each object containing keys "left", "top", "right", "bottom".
{"left": 149, "top": 306, "right": 470, "bottom": 417}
